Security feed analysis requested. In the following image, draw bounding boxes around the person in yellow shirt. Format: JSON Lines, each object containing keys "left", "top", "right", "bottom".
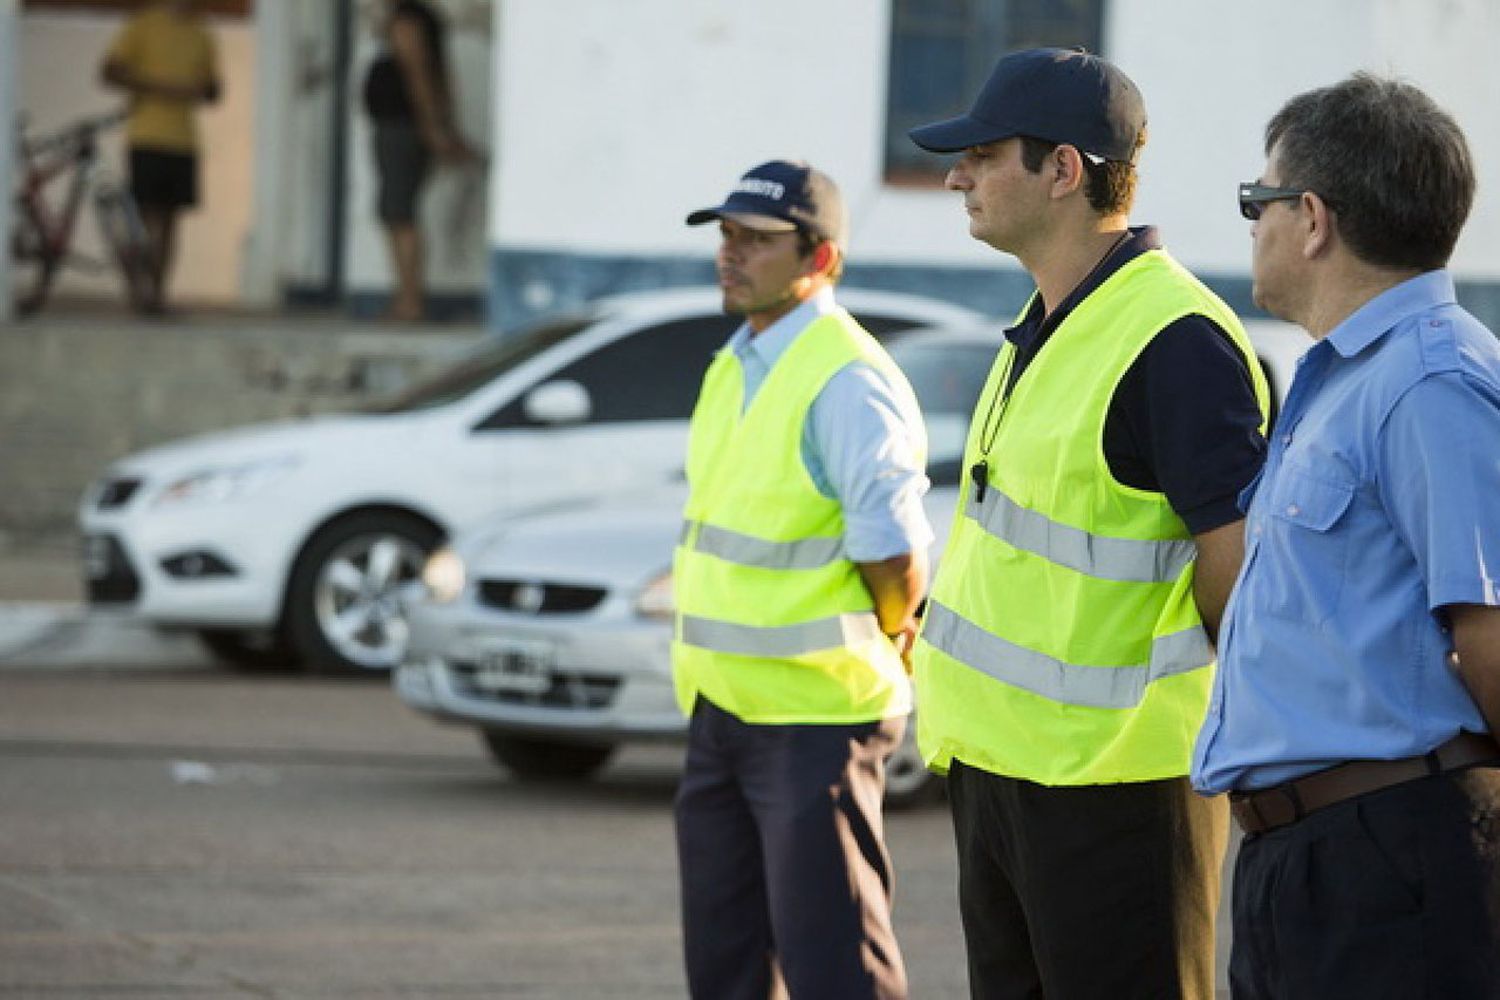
{"left": 100, "top": 0, "right": 221, "bottom": 315}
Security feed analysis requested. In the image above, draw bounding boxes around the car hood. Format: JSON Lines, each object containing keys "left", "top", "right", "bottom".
{"left": 104, "top": 412, "right": 429, "bottom": 479}
{"left": 454, "top": 484, "right": 960, "bottom": 589}
{"left": 455, "top": 487, "right": 690, "bottom": 588}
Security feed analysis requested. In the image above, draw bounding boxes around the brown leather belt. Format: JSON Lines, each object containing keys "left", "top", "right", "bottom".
{"left": 1229, "top": 732, "right": 1500, "bottom": 836}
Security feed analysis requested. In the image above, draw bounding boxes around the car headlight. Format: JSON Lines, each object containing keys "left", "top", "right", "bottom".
{"left": 635, "top": 569, "right": 674, "bottom": 621}
{"left": 153, "top": 456, "right": 299, "bottom": 508}
{"left": 421, "top": 546, "right": 467, "bottom": 604}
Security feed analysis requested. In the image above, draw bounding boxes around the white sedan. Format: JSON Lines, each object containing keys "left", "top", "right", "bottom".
{"left": 78, "top": 288, "right": 981, "bottom": 674}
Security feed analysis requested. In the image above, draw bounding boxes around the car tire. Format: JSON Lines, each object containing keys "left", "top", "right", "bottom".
{"left": 480, "top": 731, "right": 617, "bottom": 782}
{"left": 884, "top": 718, "right": 944, "bottom": 810}
{"left": 284, "top": 511, "right": 441, "bottom": 675}
{"left": 197, "top": 628, "right": 300, "bottom": 671}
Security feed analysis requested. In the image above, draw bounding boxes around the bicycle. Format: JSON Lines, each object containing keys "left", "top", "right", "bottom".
{"left": 10, "top": 109, "right": 155, "bottom": 317}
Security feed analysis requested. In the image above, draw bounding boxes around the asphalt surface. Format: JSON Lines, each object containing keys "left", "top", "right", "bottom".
{"left": 0, "top": 537, "right": 1236, "bottom": 997}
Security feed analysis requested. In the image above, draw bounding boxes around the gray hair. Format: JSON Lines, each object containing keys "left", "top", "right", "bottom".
{"left": 1266, "top": 74, "right": 1475, "bottom": 271}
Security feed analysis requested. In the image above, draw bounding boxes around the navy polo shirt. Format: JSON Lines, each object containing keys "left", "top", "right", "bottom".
{"left": 1003, "top": 226, "right": 1266, "bottom": 535}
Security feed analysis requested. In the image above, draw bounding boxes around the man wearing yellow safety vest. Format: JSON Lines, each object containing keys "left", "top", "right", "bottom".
{"left": 673, "top": 160, "right": 932, "bottom": 999}
{"left": 907, "top": 50, "right": 1270, "bottom": 998}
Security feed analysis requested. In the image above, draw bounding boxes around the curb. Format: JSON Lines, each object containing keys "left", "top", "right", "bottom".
{"left": 0, "top": 603, "right": 211, "bottom": 669}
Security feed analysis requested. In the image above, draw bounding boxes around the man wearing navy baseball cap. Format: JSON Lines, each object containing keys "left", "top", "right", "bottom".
{"left": 907, "top": 49, "right": 1271, "bottom": 997}
{"left": 671, "top": 160, "right": 931, "bottom": 999}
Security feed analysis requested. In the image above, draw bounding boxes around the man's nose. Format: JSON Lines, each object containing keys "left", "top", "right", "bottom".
{"left": 945, "top": 165, "right": 969, "bottom": 192}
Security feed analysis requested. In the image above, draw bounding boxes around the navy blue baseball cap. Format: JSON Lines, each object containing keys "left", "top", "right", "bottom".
{"left": 909, "top": 48, "right": 1146, "bottom": 163}
{"left": 686, "top": 160, "right": 849, "bottom": 248}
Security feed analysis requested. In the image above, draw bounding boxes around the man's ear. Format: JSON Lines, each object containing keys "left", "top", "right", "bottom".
{"left": 811, "top": 241, "right": 835, "bottom": 276}
{"left": 1050, "top": 145, "right": 1087, "bottom": 200}
{"left": 1302, "top": 192, "right": 1335, "bottom": 260}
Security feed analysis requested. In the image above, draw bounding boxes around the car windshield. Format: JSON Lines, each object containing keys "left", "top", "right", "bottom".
{"left": 888, "top": 338, "right": 997, "bottom": 480}
{"left": 368, "top": 315, "right": 597, "bottom": 413}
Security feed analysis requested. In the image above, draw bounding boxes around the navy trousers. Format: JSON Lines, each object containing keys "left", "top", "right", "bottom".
{"left": 1231, "top": 766, "right": 1500, "bottom": 999}
{"left": 674, "top": 697, "right": 909, "bottom": 1000}
{"left": 948, "top": 760, "right": 1227, "bottom": 1000}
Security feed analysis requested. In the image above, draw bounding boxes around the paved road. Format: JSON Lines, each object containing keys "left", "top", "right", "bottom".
{"left": 0, "top": 667, "right": 971, "bottom": 998}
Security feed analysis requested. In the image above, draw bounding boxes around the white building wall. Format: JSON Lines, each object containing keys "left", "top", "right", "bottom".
{"left": 17, "top": 11, "right": 257, "bottom": 305}
{"left": 489, "top": 0, "right": 1500, "bottom": 283}
{"left": 1115, "top": 0, "right": 1500, "bottom": 279}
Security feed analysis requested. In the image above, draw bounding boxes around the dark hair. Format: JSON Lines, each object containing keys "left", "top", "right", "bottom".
{"left": 1018, "top": 135, "right": 1140, "bottom": 215}
{"left": 796, "top": 229, "right": 845, "bottom": 284}
{"left": 1266, "top": 73, "right": 1474, "bottom": 270}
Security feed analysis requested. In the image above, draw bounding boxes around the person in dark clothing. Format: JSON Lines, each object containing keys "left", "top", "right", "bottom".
{"left": 363, "top": 0, "right": 475, "bottom": 321}
{"left": 906, "top": 48, "right": 1270, "bottom": 999}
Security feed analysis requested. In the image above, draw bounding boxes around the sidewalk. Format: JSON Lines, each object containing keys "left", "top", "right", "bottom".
{"left": 0, "top": 534, "right": 209, "bottom": 669}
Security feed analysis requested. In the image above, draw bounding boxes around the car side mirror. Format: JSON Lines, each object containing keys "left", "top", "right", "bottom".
{"left": 522, "top": 380, "right": 591, "bottom": 425}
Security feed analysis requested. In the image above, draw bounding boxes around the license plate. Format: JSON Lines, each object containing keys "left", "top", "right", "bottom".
{"left": 471, "top": 638, "right": 554, "bottom": 694}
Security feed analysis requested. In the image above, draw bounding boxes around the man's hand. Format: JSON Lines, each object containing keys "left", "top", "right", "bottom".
{"left": 890, "top": 623, "right": 918, "bottom": 675}
{"left": 856, "top": 550, "right": 929, "bottom": 672}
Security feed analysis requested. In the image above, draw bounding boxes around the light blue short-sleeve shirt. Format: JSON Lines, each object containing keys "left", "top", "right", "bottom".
{"left": 1192, "top": 270, "right": 1500, "bottom": 794}
{"left": 725, "top": 287, "right": 933, "bottom": 563}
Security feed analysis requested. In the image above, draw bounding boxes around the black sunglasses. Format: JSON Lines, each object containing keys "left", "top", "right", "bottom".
{"left": 1237, "top": 182, "right": 1313, "bottom": 220}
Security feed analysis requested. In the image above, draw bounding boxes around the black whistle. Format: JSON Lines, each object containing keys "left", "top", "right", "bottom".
{"left": 970, "top": 460, "right": 988, "bottom": 503}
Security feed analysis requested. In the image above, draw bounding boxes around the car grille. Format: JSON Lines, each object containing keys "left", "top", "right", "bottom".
{"left": 94, "top": 477, "right": 143, "bottom": 511}
{"left": 477, "top": 579, "right": 608, "bottom": 614}
{"left": 450, "top": 662, "right": 621, "bottom": 709}
{"left": 83, "top": 534, "right": 140, "bottom": 604}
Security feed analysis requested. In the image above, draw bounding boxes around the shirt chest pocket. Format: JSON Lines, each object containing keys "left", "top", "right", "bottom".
{"left": 1260, "top": 466, "right": 1357, "bottom": 625}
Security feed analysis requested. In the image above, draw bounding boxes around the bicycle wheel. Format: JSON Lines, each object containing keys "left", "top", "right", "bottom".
{"left": 93, "top": 185, "right": 156, "bottom": 313}
{"left": 9, "top": 203, "right": 61, "bottom": 317}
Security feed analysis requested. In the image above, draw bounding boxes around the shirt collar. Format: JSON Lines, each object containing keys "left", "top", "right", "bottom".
{"left": 1005, "top": 225, "right": 1162, "bottom": 348}
{"left": 728, "top": 286, "right": 838, "bottom": 366}
{"left": 1324, "top": 269, "right": 1457, "bottom": 358}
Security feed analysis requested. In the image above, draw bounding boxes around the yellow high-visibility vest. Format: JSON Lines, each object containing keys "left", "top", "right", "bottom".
{"left": 913, "top": 250, "right": 1269, "bottom": 784}
{"left": 672, "top": 309, "right": 926, "bottom": 724}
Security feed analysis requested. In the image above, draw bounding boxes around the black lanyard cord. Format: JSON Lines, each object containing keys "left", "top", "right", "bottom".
{"left": 967, "top": 230, "right": 1132, "bottom": 506}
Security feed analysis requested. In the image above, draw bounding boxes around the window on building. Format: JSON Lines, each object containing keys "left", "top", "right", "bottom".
{"left": 884, "top": 0, "right": 1104, "bottom": 184}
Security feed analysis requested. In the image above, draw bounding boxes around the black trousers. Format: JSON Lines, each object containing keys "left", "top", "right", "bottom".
{"left": 673, "top": 697, "right": 908, "bottom": 1000}
{"left": 948, "top": 760, "right": 1228, "bottom": 1000}
{"left": 1231, "top": 766, "right": 1500, "bottom": 999}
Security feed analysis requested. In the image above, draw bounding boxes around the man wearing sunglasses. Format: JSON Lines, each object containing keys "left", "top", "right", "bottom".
{"left": 1194, "top": 75, "right": 1500, "bottom": 998}
{"left": 906, "top": 48, "right": 1270, "bottom": 998}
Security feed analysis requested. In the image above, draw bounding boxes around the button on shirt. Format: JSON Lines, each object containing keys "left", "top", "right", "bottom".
{"left": 1193, "top": 271, "right": 1500, "bottom": 794}
{"left": 725, "top": 287, "right": 933, "bottom": 562}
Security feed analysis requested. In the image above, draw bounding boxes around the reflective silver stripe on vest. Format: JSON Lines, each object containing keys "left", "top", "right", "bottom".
{"left": 680, "top": 519, "right": 844, "bottom": 571}
{"left": 680, "top": 612, "right": 883, "bottom": 658}
{"left": 965, "top": 488, "right": 1195, "bottom": 584}
{"left": 921, "top": 601, "right": 1211, "bottom": 709}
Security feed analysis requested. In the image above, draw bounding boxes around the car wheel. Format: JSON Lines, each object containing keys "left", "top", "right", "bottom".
{"left": 197, "top": 628, "right": 300, "bottom": 671}
{"left": 284, "top": 512, "right": 441, "bottom": 674}
{"left": 884, "top": 719, "right": 944, "bottom": 810}
{"left": 480, "top": 731, "right": 617, "bottom": 781}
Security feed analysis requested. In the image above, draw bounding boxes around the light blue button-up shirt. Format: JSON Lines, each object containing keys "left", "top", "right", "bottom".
{"left": 724, "top": 287, "right": 933, "bottom": 563}
{"left": 1192, "top": 270, "right": 1500, "bottom": 794}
